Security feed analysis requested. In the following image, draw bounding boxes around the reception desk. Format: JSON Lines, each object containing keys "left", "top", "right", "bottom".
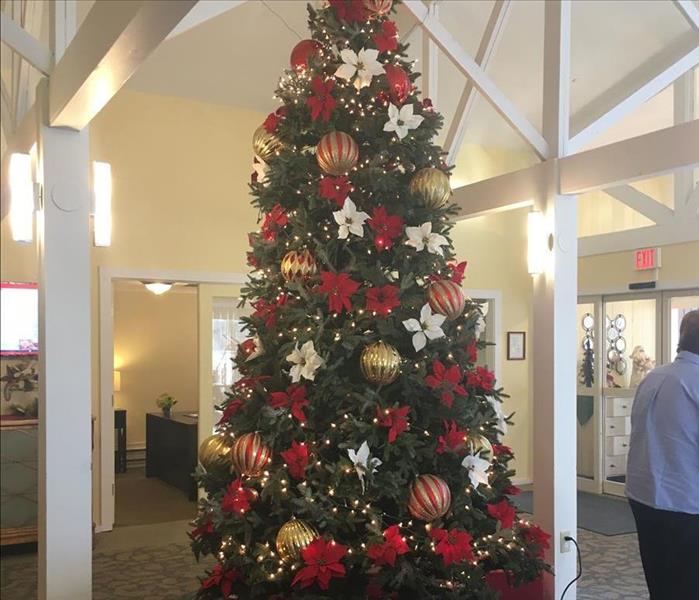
{"left": 145, "top": 412, "right": 197, "bottom": 500}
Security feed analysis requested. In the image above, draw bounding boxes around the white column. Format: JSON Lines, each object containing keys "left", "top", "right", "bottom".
{"left": 533, "top": 1, "right": 578, "bottom": 598}
{"left": 35, "top": 78, "right": 92, "bottom": 600}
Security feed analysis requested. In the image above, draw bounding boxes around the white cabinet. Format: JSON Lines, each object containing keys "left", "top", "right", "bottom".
{"left": 605, "top": 455, "right": 627, "bottom": 477}
{"left": 605, "top": 415, "right": 631, "bottom": 436}
{"left": 605, "top": 396, "right": 632, "bottom": 417}
{"left": 606, "top": 435, "right": 630, "bottom": 456}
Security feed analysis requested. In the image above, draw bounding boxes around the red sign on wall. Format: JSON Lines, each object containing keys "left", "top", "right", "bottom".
{"left": 635, "top": 247, "right": 660, "bottom": 271}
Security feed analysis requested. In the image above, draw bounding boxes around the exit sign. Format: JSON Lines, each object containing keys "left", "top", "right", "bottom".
{"left": 635, "top": 247, "right": 661, "bottom": 271}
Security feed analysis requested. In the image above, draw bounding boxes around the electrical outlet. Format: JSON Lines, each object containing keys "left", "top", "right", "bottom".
{"left": 560, "top": 531, "right": 572, "bottom": 553}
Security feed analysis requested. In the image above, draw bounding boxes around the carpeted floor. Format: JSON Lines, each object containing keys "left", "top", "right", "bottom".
{"left": 115, "top": 467, "right": 197, "bottom": 527}
{"left": 0, "top": 520, "right": 647, "bottom": 599}
{"left": 513, "top": 490, "right": 636, "bottom": 536}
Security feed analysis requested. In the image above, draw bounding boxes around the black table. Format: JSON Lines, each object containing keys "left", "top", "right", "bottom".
{"left": 114, "top": 409, "right": 127, "bottom": 474}
{"left": 145, "top": 412, "right": 198, "bottom": 500}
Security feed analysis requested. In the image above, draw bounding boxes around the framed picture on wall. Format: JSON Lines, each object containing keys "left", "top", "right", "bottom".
{"left": 507, "top": 331, "right": 526, "bottom": 360}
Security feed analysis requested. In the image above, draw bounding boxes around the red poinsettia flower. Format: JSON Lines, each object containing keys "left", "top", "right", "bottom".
{"left": 252, "top": 294, "right": 288, "bottom": 328}
{"left": 367, "top": 206, "right": 404, "bottom": 251}
{"left": 465, "top": 341, "right": 478, "bottom": 363}
{"left": 280, "top": 440, "right": 309, "bottom": 480}
{"left": 466, "top": 365, "right": 496, "bottom": 392}
{"left": 246, "top": 251, "right": 259, "bottom": 269}
{"left": 263, "top": 106, "right": 287, "bottom": 133}
{"left": 487, "top": 499, "right": 516, "bottom": 530}
{"left": 520, "top": 524, "right": 551, "bottom": 558}
{"left": 365, "top": 284, "right": 400, "bottom": 316}
{"left": 493, "top": 443, "right": 513, "bottom": 457}
{"left": 269, "top": 385, "right": 310, "bottom": 423}
{"left": 436, "top": 420, "right": 468, "bottom": 454}
{"left": 201, "top": 563, "right": 243, "bottom": 597}
{"left": 373, "top": 20, "right": 398, "bottom": 53}
{"left": 426, "top": 360, "right": 467, "bottom": 408}
{"left": 306, "top": 76, "right": 337, "bottom": 122}
{"left": 329, "top": 0, "right": 367, "bottom": 23}
{"left": 376, "top": 405, "right": 410, "bottom": 443}
{"left": 447, "top": 260, "right": 468, "bottom": 285}
{"left": 367, "top": 525, "right": 409, "bottom": 567}
{"left": 218, "top": 398, "right": 244, "bottom": 424}
{"left": 318, "top": 175, "right": 353, "bottom": 208}
{"left": 261, "top": 204, "right": 289, "bottom": 242}
{"left": 317, "top": 271, "right": 360, "bottom": 314}
{"left": 292, "top": 538, "right": 347, "bottom": 590}
{"left": 429, "top": 527, "right": 475, "bottom": 567}
{"left": 503, "top": 484, "right": 522, "bottom": 496}
{"left": 190, "top": 519, "right": 214, "bottom": 539}
{"left": 221, "top": 479, "right": 256, "bottom": 515}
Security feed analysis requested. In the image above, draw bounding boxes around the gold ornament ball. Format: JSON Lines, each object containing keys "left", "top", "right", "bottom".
{"left": 281, "top": 249, "right": 318, "bottom": 282}
{"left": 198, "top": 434, "right": 233, "bottom": 472}
{"left": 360, "top": 341, "right": 401, "bottom": 385}
{"left": 276, "top": 518, "right": 319, "bottom": 563}
{"left": 253, "top": 124, "right": 284, "bottom": 162}
{"left": 409, "top": 167, "right": 451, "bottom": 209}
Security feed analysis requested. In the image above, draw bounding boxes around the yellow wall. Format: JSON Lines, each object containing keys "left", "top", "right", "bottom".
{"left": 113, "top": 282, "right": 198, "bottom": 449}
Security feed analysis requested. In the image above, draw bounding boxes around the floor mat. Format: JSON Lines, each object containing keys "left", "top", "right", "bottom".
{"left": 513, "top": 490, "right": 636, "bottom": 536}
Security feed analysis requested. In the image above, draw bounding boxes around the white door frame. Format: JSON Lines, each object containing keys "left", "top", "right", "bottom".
{"left": 463, "top": 288, "right": 503, "bottom": 380}
{"left": 97, "top": 266, "right": 247, "bottom": 532}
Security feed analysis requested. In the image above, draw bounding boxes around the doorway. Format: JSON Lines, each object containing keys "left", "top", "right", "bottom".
{"left": 576, "top": 288, "right": 699, "bottom": 497}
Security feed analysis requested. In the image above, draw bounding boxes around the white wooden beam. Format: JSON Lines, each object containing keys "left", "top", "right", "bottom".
{"left": 579, "top": 218, "right": 699, "bottom": 256}
{"left": 444, "top": 0, "right": 510, "bottom": 166}
{"left": 403, "top": 0, "right": 549, "bottom": 160}
{"left": 166, "top": 0, "right": 248, "bottom": 40}
{"left": 569, "top": 45, "right": 699, "bottom": 153}
{"left": 562, "top": 119, "right": 699, "bottom": 194}
{"left": 0, "top": 11, "right": 53, "bottom": 75}
{"left": 421, "top": 1, "right": 438, "bottom": 106}
{"left": 673, "top": 72, "right": 695, "bottom": 216}
{"left": 34, "top": 78, "right": 92, "bottom": 600}
{"left": 605, "top": 185, "right": 675, "bottom": 225}
{"left": 1, "top": 77, "right": 15, "bottom": 132}
{"left": 674, "top": 0, "right": 699, "bottom": 30}
{"left": 14, "top": 0, "right": 43, "bottom": 127}
{"left": 48, "top": 0, "right": 198, "bottom": 130}
{"left": 534, "top": 3, "right": 577, "bottom": 598}
{"left": 50, "top": 0, "right": 78, "bottom": 62}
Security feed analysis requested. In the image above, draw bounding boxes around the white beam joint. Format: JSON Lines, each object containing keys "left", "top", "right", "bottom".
{"left": 404, "top": 0, "right": 549, "bottom": 160}
{"left": 674, "top": 0, "right": 699, "bottom": 30}
{"left": 0, "top": 10, "right": 53, "bottom": 75}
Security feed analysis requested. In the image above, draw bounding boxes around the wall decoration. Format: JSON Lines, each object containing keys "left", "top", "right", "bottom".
{"left": 507, "top": 332, "right": 526, "bottom": 360}
{"left": 579, "top": 313, "right": 595, "bottom": 387}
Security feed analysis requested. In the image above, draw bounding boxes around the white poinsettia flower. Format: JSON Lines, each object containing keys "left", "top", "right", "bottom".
{"left": 474, "top": 314, "right": 486, "bottom": 340}
{"left": 402, "top": 303, "right": 446, "bottom": 352}
{"left": 252, "top": 154, "right": 268, "bottom": 184}
{"left": 347, "top": 441, "right": 382, "bottom": 493}
{"left": 383, "top": 103, "right": 424, "bottom": 139}
{"left": 286, "top": 340, "right": 324, "bottom": 383}
{"left": 333, "top": 197, "right": 370, "bottom": 239}
{"left": 335, "top": 48, "right": 384, "bottom": 90}
{"left": 405, "top": 222, "right": 448, "bottom": 256}
{"left": 487, "top": 396, "right": 508, "bottom": 436}
{"left": 461, "top": 452, "right": 491, "bottom": 488}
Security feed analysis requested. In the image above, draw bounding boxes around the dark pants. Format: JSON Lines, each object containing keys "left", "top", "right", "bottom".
{"left": 629, "top": 498, "right": 699, "bottom": 600}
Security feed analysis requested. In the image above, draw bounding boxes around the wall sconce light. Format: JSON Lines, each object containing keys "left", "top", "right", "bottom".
{"left": 527, "top": 210, "right": 548, "bottom": 275}
{"left": 9, "top": 153, "right": 35, "bottom": 243}
{"left": 144, "top": 282, "right": 173, "bottom": 295}
{"left": 113, "top": 369, "right": 121, "bottom": 393}
{"left": 93, "top": 161, "right": 112, "bottom": 247}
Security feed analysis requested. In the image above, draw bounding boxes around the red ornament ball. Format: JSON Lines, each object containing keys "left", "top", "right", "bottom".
{"left": 290, "top": 39, "right": 322, "bottom": 71}
{"left": 427, "top": 279, "right": 466, "bottom": 321}
{"left": 408, "top": 474, "right": 451, "bottom": 521}
{"left": 231, "top": 432, "right": 271, "bottom": 477}
{"left": 316, "top": 131, "right": 359, "bottom": 176}
{"left": 383, "top": 64, "right": 410, "bottom": 105}
{"left": 364, "top": 0, "right": 393, "bottom": 16}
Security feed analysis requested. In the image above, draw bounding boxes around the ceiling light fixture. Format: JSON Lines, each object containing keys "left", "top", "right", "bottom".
{"left": 144, "top": 282, "right": 173, "bottom": 295}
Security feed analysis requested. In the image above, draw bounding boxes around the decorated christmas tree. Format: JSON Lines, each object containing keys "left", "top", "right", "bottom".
{"left": 191, "top": 1, "right": 550, "bottom": 597}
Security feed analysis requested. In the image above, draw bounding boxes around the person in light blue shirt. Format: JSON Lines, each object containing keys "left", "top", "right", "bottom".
{"left": 626, "top": 309, "right": 699, "bottom": 600}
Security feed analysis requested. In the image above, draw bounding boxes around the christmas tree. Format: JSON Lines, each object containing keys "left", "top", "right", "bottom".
{"left": 191, "top": 1, "right": 550, "bottom": 598}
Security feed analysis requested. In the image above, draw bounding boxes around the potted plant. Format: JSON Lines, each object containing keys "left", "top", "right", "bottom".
{"left": 156, "top": 393, "right": 177, "bottom": 418}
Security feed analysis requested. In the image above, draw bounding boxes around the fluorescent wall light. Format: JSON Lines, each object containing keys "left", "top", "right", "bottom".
{"left": 9, "top": 153, "right": 34, "bottom": 243}
{"left": 93, "top": 161, "right": 112, "bottom": 247}
{"left": 144, "top": 282, "right": 173, "bottom": 295}
{"left": 527, "top": 211, "right": 547, "bottom": 275}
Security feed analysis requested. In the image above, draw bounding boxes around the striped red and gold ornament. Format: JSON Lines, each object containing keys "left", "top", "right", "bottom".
{"left": 230, "top": 432, "right": 271, "bottom": 477}
{"left": 281, "top": 249, "right": 318, "bottom": 282}
{"left": 427, "top": 279, "right": 465, "bottom": 321}
{"left": 316, "top": 131, "right": 359, "bottom": 176}
{"left": 409, "top": 167, "right": 451, "bottom": 209}
{"left": 364, "top": 0, "right": 393, "bottom": 16}
{"left": 407, "top": 474, "right": 451, "bottom": 521}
